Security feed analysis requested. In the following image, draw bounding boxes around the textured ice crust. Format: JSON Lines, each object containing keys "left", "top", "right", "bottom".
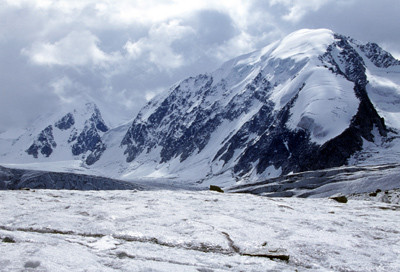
{"left": 0, "top": 190, "right": 399, "bottom": 271}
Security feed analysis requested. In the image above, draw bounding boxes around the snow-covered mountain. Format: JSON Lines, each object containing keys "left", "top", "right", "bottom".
{"left": 0, "top": 101, "right": 109, "bottom": 166}
{"left": 1, "top": 28, "right": 400, "bottom": 187}
{"left": 119, "top": 29, "right": 400, "bottom": 184}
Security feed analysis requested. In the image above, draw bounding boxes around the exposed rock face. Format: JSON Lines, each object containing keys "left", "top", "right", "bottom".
{"left": 122, "top": 75, "right": 221, "bottom": 163}
{"left": 68, "top": 104, "right": 109, "bottom": 165}
{"left": 55, "top": 113, "right": 75, "bottom": 130}
{"left": 357, "top": 42, "right": 400, "bottom": 68}
{"left": 71, "top": 122, "right": 106, "bottom": 165}
{"left": 26, "top": 125, "right": 57, "bottom": 158}
{"left": 89, "top": 106, "right": 109, "bottom": 133}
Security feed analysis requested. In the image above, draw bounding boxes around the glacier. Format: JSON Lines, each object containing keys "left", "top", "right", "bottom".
{"left": 1, "top": 189, "right": 399, "bottom": 271}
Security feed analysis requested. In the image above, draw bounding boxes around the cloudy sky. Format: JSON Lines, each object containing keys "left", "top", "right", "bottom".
{"left": 0, "top": 0, "right": 399, "bottom": 132}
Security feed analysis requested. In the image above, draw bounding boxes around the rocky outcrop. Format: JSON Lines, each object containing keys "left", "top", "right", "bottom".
{"left": 357, "top": 42, "right": 400, "bottom": 68}
{"left": 26, "top": 125, "right": 57, "bottom": 158}
{"left": 55, "top": 113, "right": 75, "bottom": 130}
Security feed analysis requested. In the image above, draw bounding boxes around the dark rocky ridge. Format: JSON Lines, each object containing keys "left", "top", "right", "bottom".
{"left": 0, "top": 166, "right": 140, "bottom": 190}
{"left": 227, "top": 163, "right": 400, "bottom": 198}
{"left": 69, "top": 104, "right": 109, "bottom": 165}
{"left": 358, "top": 42, "right": 400, "bottom": 68}
{"left": 26, "top": 125, "right": 57, "bottom": 158}
{"left": 122, "top": 75, "right": 221, "bottom": 163}
{"left": 55, "top": 113, "right": 75, "bottom": 130}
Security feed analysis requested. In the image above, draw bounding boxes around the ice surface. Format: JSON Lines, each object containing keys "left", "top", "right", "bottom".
{"left": 0, "top": 190, "right": 399, "bottom": 271}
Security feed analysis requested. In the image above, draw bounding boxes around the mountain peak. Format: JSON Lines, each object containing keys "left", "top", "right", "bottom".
{"left": 0, "top": 98, "right": 109, "bottom": 165}
{"left": 119, "top": 29, "right": 399, "bottom": 184}
{"left": 270, "top": 28, "right": 335, "bottom": 61}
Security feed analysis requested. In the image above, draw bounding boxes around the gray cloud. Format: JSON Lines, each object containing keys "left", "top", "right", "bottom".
{"left": 298, "top": 0, "right": 400, "bottom": 56}
{"left": 189, "top": 10, "right": 238, "bottom": 46}
{"left": 0, "top": 0, "right": 399, "bottom": 132}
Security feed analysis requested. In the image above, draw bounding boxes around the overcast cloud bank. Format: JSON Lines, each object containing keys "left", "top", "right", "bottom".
{"left": 0, "top": 0, "right": 399, "bottom": 131}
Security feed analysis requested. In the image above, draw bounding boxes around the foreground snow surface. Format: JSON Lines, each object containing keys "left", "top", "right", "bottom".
{"left": 1, "top": 190, "right": 399, "bottom": 271}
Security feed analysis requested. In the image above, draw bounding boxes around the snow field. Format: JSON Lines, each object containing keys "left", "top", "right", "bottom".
{"left": 1, "top": 189, "right": 399, "bottom": 271}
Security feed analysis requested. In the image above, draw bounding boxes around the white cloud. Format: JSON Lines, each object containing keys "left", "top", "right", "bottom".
{"left": 391, "top": 51, "right": 400, "bottom": 60}
{"left": 270, "top": 0, "right": 333, "bottom": 22}
{"left": 381, "top": 43, "right": 400, "bottom": 60}
{"left": 124, "top": 20, "right": 195, "bottom": 71}
{"left": 22, "top": 30, "right": 120, "bottom": 67}
{"left": 211, "top": 32, "right": 255, "bottom": 61}
{"left": 50, "top": 76, "right": 75, "bottom": 103}
{"left": 144, "top": 88, "right": 165, "bottom": 101}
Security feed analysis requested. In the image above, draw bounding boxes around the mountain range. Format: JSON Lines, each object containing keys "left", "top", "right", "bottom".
{"left": 1, "top": 28, "right": 400, "bottom": 188}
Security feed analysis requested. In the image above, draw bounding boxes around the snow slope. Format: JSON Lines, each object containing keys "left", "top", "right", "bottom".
{"left": 0, "top": 189, "right": 399, "bottom": 271}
